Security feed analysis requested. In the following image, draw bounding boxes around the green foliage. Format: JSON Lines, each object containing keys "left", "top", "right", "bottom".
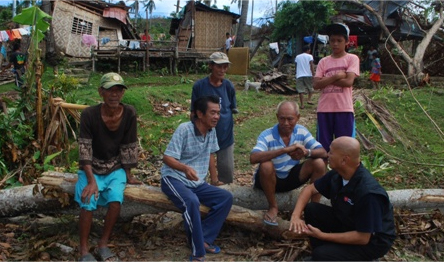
{"left": 361, "top": 151, "right": 394, "bottom": 177}
{"left": 47, "top": 73, "right": 81, "bottom": 97}
{"left": 33, "top": 150, "right": 63, "bottom": 172}
{"left": 13, "top": 5, "right": 51, "bottom": 42}
{"left": 272, "top": 0, "right": 336, "bottom": 41}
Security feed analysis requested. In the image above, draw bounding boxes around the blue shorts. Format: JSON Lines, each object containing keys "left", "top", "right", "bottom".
{"left": 74, "top": 168, "right": 127, "bottom": 211}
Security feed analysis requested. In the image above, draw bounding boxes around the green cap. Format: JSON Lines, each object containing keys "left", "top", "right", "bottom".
{"left": 100, "top": 72, "right": 127, "bottom": 89}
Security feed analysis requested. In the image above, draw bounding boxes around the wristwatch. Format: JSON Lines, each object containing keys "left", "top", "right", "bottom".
{"left": 306, "top": 149, "right": 312, "bottom": 158}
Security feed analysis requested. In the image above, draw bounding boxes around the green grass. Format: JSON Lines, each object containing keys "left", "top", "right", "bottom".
{"left": 354, "top": 85, "right": 444, "bottom": 189}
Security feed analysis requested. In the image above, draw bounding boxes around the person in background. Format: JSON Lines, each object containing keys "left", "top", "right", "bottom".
{"left": 75, "top": 72, "right": 142, "bottom": 262}
{"left": 313, "top": 23, "right": 360, "bottom": 152}
{"left": 366, "top": 46, "right": 378, "bottom": 71}
{"left": 225, "top": 32, "right": 233, "bottom": 53}
{"left": 9, "top": 42, "right": 27, "bottom": 87}
{"left": 141, "top": 29, "right": 152, "bottom": 47}
{"left": 191, "top": 52, "right": 238, "bottom": 186}
{"left": 295, "top": 45, "right": 315, "bottom": 109}
{"left": 250, "top": 101, "right": 327, "bottom": 226}
{"left": 161, "top": 95, "right": 233, "bottom": 262}
{"left": 370, "top": 52, "right": 381, "bottom": 89}
{"left": 289, "top": 136, "right": 396, "bottom": 261}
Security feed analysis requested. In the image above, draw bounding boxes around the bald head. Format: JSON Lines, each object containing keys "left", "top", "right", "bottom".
{"left": 276, "top": 101, "right": 300, "bottom": 116}
{"left": 331, "top": 136, "right": 361, "bottom": 162}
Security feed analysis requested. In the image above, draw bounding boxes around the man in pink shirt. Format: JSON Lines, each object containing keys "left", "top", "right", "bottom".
{"left": 313, "top": 23, "right": 360, "bottom": 152}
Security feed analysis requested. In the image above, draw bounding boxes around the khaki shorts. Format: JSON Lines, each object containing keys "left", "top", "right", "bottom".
{"left": 296, "top": 77, "right": 314, "bottom": 94}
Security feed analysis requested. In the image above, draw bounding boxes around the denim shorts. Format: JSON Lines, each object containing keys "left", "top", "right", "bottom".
{"left": 74, "top": 168, "right": 126, "bottom": 211}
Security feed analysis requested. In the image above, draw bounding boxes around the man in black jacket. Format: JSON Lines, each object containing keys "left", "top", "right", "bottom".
{"left": 289, "top": 136, "right": 396, "bottom": 261}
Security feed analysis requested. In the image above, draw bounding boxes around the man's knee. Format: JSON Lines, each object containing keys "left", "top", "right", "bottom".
{"left": 258, "top": 161, "right": 275, "bottom": 178}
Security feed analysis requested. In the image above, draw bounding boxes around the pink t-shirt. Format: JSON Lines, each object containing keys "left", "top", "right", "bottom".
{"left": 315, "top": 53, "right": 360, "bottom": 113}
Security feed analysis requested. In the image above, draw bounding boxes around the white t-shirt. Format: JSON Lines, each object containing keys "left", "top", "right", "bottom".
{"left": 295, "top": 53, "right": 313, "bottom": 78}
{"left": 225, "top": 37, "right": 232, "bottom": 50}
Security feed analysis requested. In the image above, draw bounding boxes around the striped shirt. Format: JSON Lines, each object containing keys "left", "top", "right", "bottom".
{"left": 161, "top": 121, "right": 219, "bottom": 188}
{"left": 251, "top": 124, "right": 323, "bottom": 179}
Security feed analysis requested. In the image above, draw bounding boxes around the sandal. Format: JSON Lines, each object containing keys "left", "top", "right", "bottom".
{"left": 79, "top": 253, "right": 97, "bottom": 262}
{"left": 204, "top": 244, "right": 221, "bottom": 254}
{"left": 97, "top": 247, "right": 119, "bottom": 261}
{"left": 190, "top": 256, "right": 205, "bottom": 261}
{"left": 263, "top": 212, "right": 279, "bottom": 226}
{"left": 307, "top": 101, "right": 314, "bottom": 105}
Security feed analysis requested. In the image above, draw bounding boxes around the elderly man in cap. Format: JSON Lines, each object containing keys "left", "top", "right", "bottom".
{"left": 75, "top": 72, "right": 142, "bottom": 262}
{"left": 190, "top": 52, "right": 238, "bottom": 186}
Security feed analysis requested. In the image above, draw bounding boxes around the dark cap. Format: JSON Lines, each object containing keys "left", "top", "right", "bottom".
{"left": 325, "top": 23, "right": 350, "bottom": 38}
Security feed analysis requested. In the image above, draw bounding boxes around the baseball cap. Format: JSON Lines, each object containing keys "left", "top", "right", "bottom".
{"left": 210, "top": 52, "right": 231, "bottom": 64}
{"left": 100, "top": 72, "right": 127, "bottom": 89}
{"left": 325, "top": 23, "right": 350, "bottom": 39}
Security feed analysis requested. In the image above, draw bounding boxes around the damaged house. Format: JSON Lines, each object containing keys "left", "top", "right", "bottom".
{"left": 50, "top": 0, "right": 138, "bottom": 62}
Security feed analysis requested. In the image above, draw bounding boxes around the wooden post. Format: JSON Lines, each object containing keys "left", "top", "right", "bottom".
{"left": 118, "top": 45, "right": 121, "bottom": 73}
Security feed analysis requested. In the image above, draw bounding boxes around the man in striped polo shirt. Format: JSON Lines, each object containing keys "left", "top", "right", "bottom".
{"left": 250, "top": 101, "right": 327, "bottom": 226}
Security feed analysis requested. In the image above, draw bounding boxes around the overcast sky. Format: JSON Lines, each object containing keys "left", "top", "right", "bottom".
{"left": 0, "top": 0, "right": 279, "bottom": 26}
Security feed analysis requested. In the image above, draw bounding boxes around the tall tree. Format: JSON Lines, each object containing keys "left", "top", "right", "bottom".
{"left": 234, "top": 0, "right": 249, "bottom": 47}
{"left": 350, "top": 0, "right": 444, "bottom": 85}
{"left": 272, "top": 0, "right": 335, "bottom": 41}
{"left": 144, "top": 0, "right": 156, "bottom": 27}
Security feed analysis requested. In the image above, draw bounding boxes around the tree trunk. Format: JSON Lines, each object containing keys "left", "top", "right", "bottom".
{"left": 234, "top": 0, "right": 249, "bottom": 48}
{"left": 355, "top": 0, "right": 444, "bottom": 86}
{"left": 1, "top": 172, "right": 444, "bottom": 240}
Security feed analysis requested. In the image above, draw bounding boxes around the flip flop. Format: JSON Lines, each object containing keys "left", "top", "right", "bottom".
{"left": 204, "top": 244, "right": 221, "bottom": 254}
{"left": 190, "top": 256, "right": 205, "bottom": 261}
{"left": 97, "top": 247, "right": 119, "bottom": 261}
{"left": 79, "top": 253, "right": 97, "bottom": 262}
{"left": 263, "top": 212, "right": 278, "bottom": 226}
{"left": 307, "top": 101, "right": 315, "bottom": 105}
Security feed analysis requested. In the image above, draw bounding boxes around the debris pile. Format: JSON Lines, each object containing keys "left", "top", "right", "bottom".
{"left": 253, "top": 70, "right": 297, "bottom": 94}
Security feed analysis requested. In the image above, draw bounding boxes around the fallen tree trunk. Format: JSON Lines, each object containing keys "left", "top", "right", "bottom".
{"left": 1, "top": 172, "right": 444, "bottom": 240}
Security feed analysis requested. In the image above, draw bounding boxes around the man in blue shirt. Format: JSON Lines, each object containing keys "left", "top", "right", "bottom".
{"left": 162, "top": 95, "right": 233, "bottom": 262}
{"left": 191, "top": 52, "right": 238, "bottom": 186}
{"left": 289, "top": 136, "right": 395, "bottom": 261}
{"left": 250, "top": 101, "right": 327, "bottom": 226}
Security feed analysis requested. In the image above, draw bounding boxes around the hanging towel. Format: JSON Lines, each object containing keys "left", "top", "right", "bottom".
{"left": 1, "top": 46, "right": 6, "bottom": 57}
{"left": 1, "top": 31, "right": 9, "bottom": 41}
{"left": 18, "top": 27, "right": 30, "bottom": 36}
{"left": 101, "top": 37, "right": 110, "bottom": 45}
{"left": 317, "top": 34, "right": 329, "bottom": 44}
{"left": 6, "top": 30, "right": 14, "bottom": 41}
{"left": 303, "top": 36, "right": 313, "bottom": 44}
{"left": 119, "top": 40, "right": 128, "bottom": 48}
{"left": 82, "top": 34, "right": 97, "bottom": 47}
{"left": 12, "top": 29, "right": 21, "bottom": 39}
{"left": 348, "top": 35, "right": 358, "bottom": 48}
{"left": 129, "top": 41, "right": 140, "bottom": 49}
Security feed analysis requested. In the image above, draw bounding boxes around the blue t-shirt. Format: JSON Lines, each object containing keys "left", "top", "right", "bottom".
{"left": 161, "top": 121, "right": 219, "bottom": 188}
{"left": 191, "top": 77, "right": 237, "bottom": 150}
{"left": 251, "top": 124, "right": 323, "bottom": 179}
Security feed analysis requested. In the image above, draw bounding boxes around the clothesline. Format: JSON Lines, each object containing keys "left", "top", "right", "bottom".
{"left": 82, "top": 34, "right": 144, "bottom": 50}
{"left": 0, "top": 26, "right": 31, "bottom": 42}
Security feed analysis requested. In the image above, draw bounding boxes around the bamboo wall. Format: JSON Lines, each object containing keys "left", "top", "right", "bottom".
{"left": 194, "top": 11, "right": 234, "bottom": 51}
{"left": 52, "top": 0, "right": 122, "bottom": 58}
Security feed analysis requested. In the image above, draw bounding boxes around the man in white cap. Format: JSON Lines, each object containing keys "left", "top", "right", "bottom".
{"left": 190, "top": 52, "right": 238, "bottom": 186}
{"left": 75, "top": 72, "right": 142, "bottom": 261}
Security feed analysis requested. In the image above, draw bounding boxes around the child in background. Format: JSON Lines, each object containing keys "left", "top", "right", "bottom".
{"left": 370, "top": 53, "right": 381, "bottom": 89}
